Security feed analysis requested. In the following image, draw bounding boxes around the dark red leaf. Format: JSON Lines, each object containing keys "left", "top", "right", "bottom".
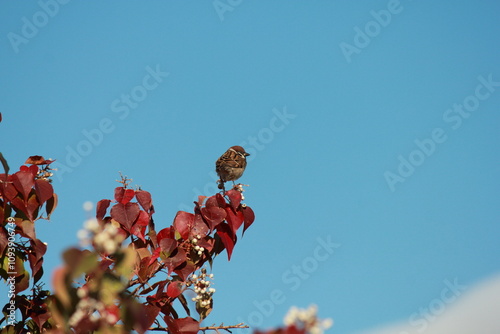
{"left": 135, "top": 210, "right": 150, "bottom": 227}
{"left": 139, "top": 304, "right": 161, "bottom": 333}
{"left": 166, "top": 281, "right": 183, "bottom": 299}
{"left": 149, "top": 280, "right": 168, "bottom": 302}
{"left": 242, "top": 206, "right": 255, "bottom": 235}
{"left": 110, "top": 202, "right": 140, "bottom": 231}
{"left": 136, "top": 190, "right": 153, "bottom": 212}
{"left": 28, "top": 238, "right": 47, "bottom": 284}
{"left": 215, "top": 223, "right": 236, "bottom": 261}
{"left": 12, "top": 170, "right": 34, "bottom": 200}
{"left": 197, "top": 237, "right": 214, "bottom": 253}
{"left": 192, "top": 213, "right": 209, "bottom": 237}
{"left": 159, "top": 238, "right": 177, "bottom": 256}
{"left": 200, "top": 206, "right": 226, "bottom": 230}
{"left": 45, "top": 194, "right": 58, "bottom": 219}
{"left": 149, "top": 248, "right": 161, "bottom": 266}
{"left": 114, "top": 187, "right": 124, "bottom": 202}
{"left": 11, "top": 197, "right": 30, "bottom": 220}
{"left": 28, "top": 164, "right": 39, "bottom": 176}
{"left": 163, "top": 248, "right": 187, "bottom": 274}
{"left": 157, "top": 227, "right": 174, "bottom": 243}
{"left": 2, "top": 179, "right": 18, "bottom": 201}
{"left": 174, "top": 261, "right": 196, "bottom": 281}
{"left": 173, "top": 211, "right": 195, "bottom": 240}
{"left": 122, "top": 189, "right": 135, "bottom": 204}
{"left": 115, "top": 187, "right": 135, "bottom": 205}
{"left": 34, "top": 179, "right": 53, "bottom": 205}
{"left": 131, "top": 224, "right": 147, "bottom": 242}
{"left": 27, "top": 192, "right": 40, "bottom": 220}
{"left": 165, "top": 317, "right": 199, "bottom": 334}
{"left": 224, "top": 206, "right": 244, "bottom": 235}
{"left": 284, "top": 325, "right": 308, "bottom": 334}
{"left": 96, "top": 199, "right": 111, "bottom": 220}
{"left": 131, "top": 211, "right": 149, "bottom": 241}
{"left": 19, "top": 220, "right": 36, "bottom": 240}
{"left": 226, "top": 189, "right": 242, "bottom": 211}
{"left": 137, "top": 256, "right": 151, "bottom": 281}
{"left": 0, "top": 226, "right": 8, "bottom": 256}
{"left": 215, "top": 193, "right": 226, "bottom": 207}
{"left": 205, "top": 195, "right": 220, "bottom": 208}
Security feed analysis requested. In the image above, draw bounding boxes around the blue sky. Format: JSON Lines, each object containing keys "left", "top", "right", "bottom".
{"left": 1, "top": 1, "right": 499, "bottom": 333}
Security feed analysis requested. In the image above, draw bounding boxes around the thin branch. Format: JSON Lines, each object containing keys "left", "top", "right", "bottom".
{"left": 201, "top": 323, "right": 249, "bottom": 333}
{"left": 148, "top": 322, "right": 249, "bottom": 333}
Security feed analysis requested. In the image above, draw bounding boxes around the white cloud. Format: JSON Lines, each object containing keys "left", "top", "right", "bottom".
{"left": 354, "top": 273, "right": 500, "bottom": 334}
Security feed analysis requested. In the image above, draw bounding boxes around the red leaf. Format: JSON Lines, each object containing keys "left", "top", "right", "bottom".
{"left": 138, "top": 304, "right": 160, "bottom": 333}
{"left": 226, "top": 189, "right": 242, "bottom": 211}
{"left": 131, "top": 224, "right": 147, "bottom": 242}
{"left": 34, "top": 179, "right": 53, "bottom": 205}
{"left": 173, "top": 211, "right": 195, "bottom": 240}
{"left": 215, "top": 193, "right": 226, "bottom": 207}
{"left": 110, "top": 202, "right": 140, "bottom": 231}
{"left": 114, "top": 187, "right": 124, "bottom": 202}
{"left": 157, "top": 227, "right": 174, "bottom": 243}
{"left": 159, "top": 238, "right": 177, "bottom": 256}
{"left": 12, "top": 170, "right": 34, "bottom": 200}
{"left": 136, "top": 190, "right": 153, "bottom": 212}
{"left": 224, "top": 206, "right": 244, "bottom": 235}
{"left": 135, "top": 210, "right": 150, "bottom": 227}
{"left": 166, "top": 281, "right": 183, "bottom": 299}
{"left": 131, "top": 211, "right": 149, "bottom": 241}
{"left": 174, "top": 261, "right": 196, "bottom": 281}
{"left": 115, "top": 187, "right": 135, "bottom": 205}
{"left": 28, "top": 238, "right": 47, "bottom": 284}
{"left": 96, "top": 199, "right": 111, "bottom": 220}
{"left": 20, "top": 220, "right": 36, "bottom": 240}
{"left": 25, "top": 193, "right": 40, "bottom": 221}
{"left": 242, "top": 206, "right": 255, "bottom": 235}
{"left": 163, "top": 248, "right": 187, "bottom": 274}
{"left": 2, "top": 179, "right": 18, "bottom": 201}
{"left": 201, "top": 206, "right": 226, "bottom": 230}
{"left": 216, "top": 223, "right": 236, "bottom": 260}
{"left": 45, "top": 194, "right": 58, "bottom": 219}
{"left": 0, "top": 226, "right": 8, "bottom": 256}
{"left": 20, "top": 165, "right": 38, "bottom": 176}
{"left": 165, "top": 317, "right": 200, "bottom": 334}
{"left": 197, "top": 237, "right": 214, "bottom": 253}
{"left": 11, "top": 196, "right": 35, "bottom": 221}
{"left": 192, "top": 213, "right": 209, "bottom": 237}
{"left": 28, "top": 164, "right": 39, "bottom": 176}
{"left": 149, "top": 248, "right": 161, "bottom": 265}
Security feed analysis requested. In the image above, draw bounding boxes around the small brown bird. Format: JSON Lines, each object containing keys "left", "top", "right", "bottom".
{"left": 215, "top": 146, "right": 250, "bottom": 184}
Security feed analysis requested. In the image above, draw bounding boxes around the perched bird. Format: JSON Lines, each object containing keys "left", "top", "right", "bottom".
{"left": 215, "top": 146, "right": 250, "bottom": 184}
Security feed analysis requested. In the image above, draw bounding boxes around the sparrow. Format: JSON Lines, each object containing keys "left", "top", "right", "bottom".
{"left": 215, "top": 146, "right": 250, "bottom": 184}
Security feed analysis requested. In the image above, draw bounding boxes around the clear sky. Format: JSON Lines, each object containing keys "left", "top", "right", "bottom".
{"left": 1, "top": 1, "right": 499, "bottom": 333}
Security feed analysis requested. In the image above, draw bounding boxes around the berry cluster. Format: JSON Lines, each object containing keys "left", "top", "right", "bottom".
{"left": 188, "top": 268, "right": 215, "bottom": 308}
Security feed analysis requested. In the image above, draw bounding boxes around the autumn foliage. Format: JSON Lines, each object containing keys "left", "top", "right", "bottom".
{"left": 0, "top": 154, "right": 255, "bottom": 333}
{"left": 1, "top": 154, "right": 329, "bottom": 334}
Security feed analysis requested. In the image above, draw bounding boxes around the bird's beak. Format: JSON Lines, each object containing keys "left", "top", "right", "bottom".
{"left": 244, "top": 152, "right": 250, "bottom": 156}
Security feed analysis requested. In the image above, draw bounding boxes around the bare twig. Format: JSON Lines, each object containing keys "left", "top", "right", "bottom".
{"left": 148, "top": 322, "right": 249, "bottom": 333}
{"left": 201, "top": 323, "right": 249, "bottom": 333}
